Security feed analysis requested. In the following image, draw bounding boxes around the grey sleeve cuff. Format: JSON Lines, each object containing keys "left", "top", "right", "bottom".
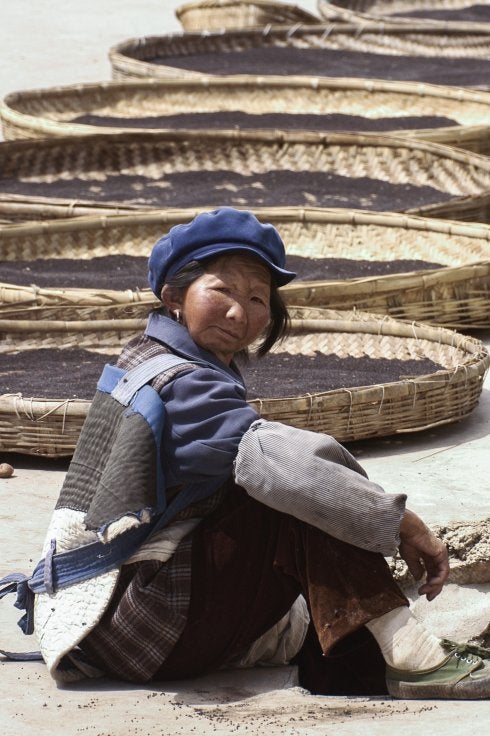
{"left": 233, "top": 420, "right": 406, "bottom": 556}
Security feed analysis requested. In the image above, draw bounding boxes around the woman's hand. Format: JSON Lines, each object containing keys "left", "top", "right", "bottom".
{"left": 398, "top": 509, "right": 450, "bottom": 601}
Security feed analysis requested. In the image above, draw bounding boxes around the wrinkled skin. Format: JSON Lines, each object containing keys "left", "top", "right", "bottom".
{"left": 163, "top": 253, "right": 272, "bottom": 365}
{"left": 399, "top": 509, "right": 450, "bottom": 600}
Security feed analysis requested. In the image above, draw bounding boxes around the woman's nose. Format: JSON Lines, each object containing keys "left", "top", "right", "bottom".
{"left": 226, "top": 299, "right": 247, "bottom": 323}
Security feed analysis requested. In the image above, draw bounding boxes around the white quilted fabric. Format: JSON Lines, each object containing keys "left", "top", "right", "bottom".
{"left": 34, "top": 507, "right": 120, "bottom": 679}
{"left": 35, "top": 569, "right": 119, "bottom": 680}
{"left": 34, "top": 509, "right": 199, "bottom": 680}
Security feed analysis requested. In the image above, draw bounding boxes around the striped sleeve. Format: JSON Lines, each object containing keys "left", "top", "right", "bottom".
{"left": 233, "top": 419, "right": 406, "bottom": 556}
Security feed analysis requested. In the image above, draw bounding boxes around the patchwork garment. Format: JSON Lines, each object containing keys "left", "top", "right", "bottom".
{"left": 34, "top": 332, "right": 237, "bottom": 681}
{"left": 29, "top": 313, "right": 408, "bottom": 683}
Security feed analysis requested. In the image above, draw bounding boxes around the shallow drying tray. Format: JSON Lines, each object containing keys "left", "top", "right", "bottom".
{"left": 1, "top": 207, "right": 490, "bottom": 328}
{"left": 0, "top": 130, "right": 489, "bottom": 225}
{"left": 0, "top": 306, "right": 488, "bottom": 456}
{"left": 2, "top": 76, "right": 490, "bottom": 154}
{"left": 108, "top": 23, "right": 490, "bottom": 90}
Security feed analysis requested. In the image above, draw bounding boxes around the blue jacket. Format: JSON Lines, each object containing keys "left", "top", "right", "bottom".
{"left": 147, "top": 312, "right": 259, "bottom": 492}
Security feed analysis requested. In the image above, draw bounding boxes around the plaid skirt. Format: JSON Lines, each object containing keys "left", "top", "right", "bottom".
{"left": 79, "top": 484, "right": 408, "bottom": 692}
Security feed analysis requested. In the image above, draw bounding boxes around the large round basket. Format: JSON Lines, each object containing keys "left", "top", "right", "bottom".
{"left": 175, "top": 0, "right": 320, "bottom": 30}
{"left": 0, "top": 307, "right": 488, "bottom": 457}
{"left": 109, "top": 24, "right": 490, "bottom": 90}
{"left": 2, "top": 76, "right": 489, "bottom": 155}
{"left": 317, "top": 0, "right": 489, "bottom": 25}
{"left": 1, "top": 207, "right": 490, "bottom": 328}
{"left": 0, "top": 130, "right": 489, "bottom": 225}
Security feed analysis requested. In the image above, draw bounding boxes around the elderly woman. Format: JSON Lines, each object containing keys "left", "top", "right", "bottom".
{"left": 7, "top": 207, "right": 489, "bottom": 698}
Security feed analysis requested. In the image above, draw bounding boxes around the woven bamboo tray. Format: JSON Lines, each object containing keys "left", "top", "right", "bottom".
{"left": 1, "top": 307, "right": 488, "bottom": 457}
{"left": 176, "top": 0, "right": 320, "bottom": 30}
{"left": 2, "top": 76, "right": 490, "bottom": 155}
{"left": 0, "top": 130, "right": 489, "bottom": 225}
{"left": 317, "top": 0, "right": 487, "bottom": 25}
{"left": 1, "top": 207, "right": 489, "bottom": 328}
{"left": 109, "top": 23, "right": 490, "bottom": 88}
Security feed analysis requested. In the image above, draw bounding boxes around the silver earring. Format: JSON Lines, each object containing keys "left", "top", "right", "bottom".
{"left": 174, "top": 309, "right": 181, "bottom": 323}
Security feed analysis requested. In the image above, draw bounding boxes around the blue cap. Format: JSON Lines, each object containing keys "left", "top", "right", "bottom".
{"left": 148, "top": 207, "right": 296, "bottom": 297}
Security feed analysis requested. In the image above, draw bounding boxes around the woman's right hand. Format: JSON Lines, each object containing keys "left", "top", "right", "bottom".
{"left": 398, "top": 509, "right": 450, "bottom": 602}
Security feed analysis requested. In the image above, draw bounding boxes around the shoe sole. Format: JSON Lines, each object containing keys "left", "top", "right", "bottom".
{"left": 387, "top": 678, "right": 490, "bottom": 700}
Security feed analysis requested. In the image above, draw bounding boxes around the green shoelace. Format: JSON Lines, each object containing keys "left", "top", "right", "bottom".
{"left": 441, "top": 638, "right": 490, "bottom": 660}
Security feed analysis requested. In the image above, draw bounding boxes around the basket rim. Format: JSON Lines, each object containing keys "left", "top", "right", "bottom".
{"left": 0, "top": 127, "right": 488, "bottom": 167}
{"left": 2, "top": 267, "right": 490, "bottom": 315}
{"left": 1, "top": 308, "right": 487, "bottom": 344}
{"left": 2, "top": 205, "right": 490, "bottom": 240}
{"left": 108, "top": 20, "right": 490, "bottom": 62}
{"left": 176, "top": 0, "right": 321, "bottom": 19}
{"left": 2, "top": 256, "right": 489, "bottom": 321}
{"left": 110, "top": 21, "right": 490, "bottom": 56}
{"left": 108, "top": 21, "right": 490, "bottom": 82}
{"left": 176, "top": 0, "right": 317, "bottom": 9}
{"left": 2, "top": 74, "right": 490, "bottom": 142}
{"left": 5, "top": 73, "right": 490, "bottom": 104}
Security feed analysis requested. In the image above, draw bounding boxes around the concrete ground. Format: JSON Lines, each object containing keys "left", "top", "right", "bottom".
{"left": 0, "top": 1, "right": 489, "bottom": 733}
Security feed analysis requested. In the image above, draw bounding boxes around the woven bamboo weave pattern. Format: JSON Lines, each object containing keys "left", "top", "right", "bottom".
{"left": 0, "top": 296, "right": 154, "bottom": 323}
{"left": 175, "top": 0, "right": 320, "bottom": 30}
{"left": 0, "top": 131, "right": 489, "bottom": 223}
{"left": 2, "top": 76, "right": 489, "bottom": 154}
{"left": 0, "top": 319, "right": 140, "bottom": 354}
{"left": 1, "top": 207, "right": 489, "bottom": 327}
{"left": 109, "top": 24, "right": 490, "bottom": 87}
{"left": 0, "top": 308, "right": 488, "bottom": 456}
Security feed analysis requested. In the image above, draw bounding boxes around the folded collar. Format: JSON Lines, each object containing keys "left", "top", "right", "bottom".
{"left": 145, "top": 311, "right": 245, "bottom": 384}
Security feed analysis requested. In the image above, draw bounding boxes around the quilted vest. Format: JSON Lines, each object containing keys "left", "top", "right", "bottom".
{"left": 1, "top": 352, "right": 217, "bottom": 650}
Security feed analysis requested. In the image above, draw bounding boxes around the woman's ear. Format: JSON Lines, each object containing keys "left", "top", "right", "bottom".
{"left": 161, "top": 284, "right": 183, "bottom": 311}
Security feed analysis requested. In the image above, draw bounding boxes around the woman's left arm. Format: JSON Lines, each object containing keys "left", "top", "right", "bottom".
{"left": 234, "top": 419, "right": 407, "bottom": 556}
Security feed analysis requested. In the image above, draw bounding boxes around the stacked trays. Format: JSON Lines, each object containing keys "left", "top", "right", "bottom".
{"left": 1, "top": 306, "right": 488, "bottom": 457}
{"left": 1, "top": 76, "right": 489, "bottom": 154}
{"left": 1, "top": 8, "right": 489, "bottom": 458}
{"left": 1, "top": 207, "right": 489, "bottom": 328}
{"left": 0, "top": 130, "right": 489, "bottom": 224}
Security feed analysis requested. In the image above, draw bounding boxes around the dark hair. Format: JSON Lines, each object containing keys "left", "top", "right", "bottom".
{"left": 157, "top": 258, "right": 290, "bottom": 358}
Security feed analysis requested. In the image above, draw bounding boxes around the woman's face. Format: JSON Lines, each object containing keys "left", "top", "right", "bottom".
{"left": 166, "top": 253, "right": 272, "bottom": 365}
